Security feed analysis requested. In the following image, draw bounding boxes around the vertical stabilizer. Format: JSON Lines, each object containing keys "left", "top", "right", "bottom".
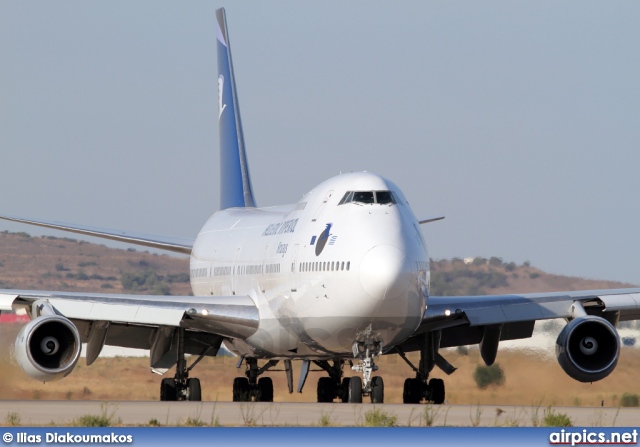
{"left": 216, "top": 8, "right": 256, "bottom": 209}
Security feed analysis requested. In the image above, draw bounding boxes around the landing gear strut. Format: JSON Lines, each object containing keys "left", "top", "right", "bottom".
{"left": 232, "top": 358, "right": 278, "bottom": 402}
{"left": 314, "top": 360, "right": 347, "bottom": 403}
{"left": 398, "top": 331, "right": 454, "bottom": 404}
{"left": 350, "top": 337, "right": 384, "bottom": 403}
{"left": 159, "top": 328, "right": 205, "bottom": 401}
{"left": 313, "top": 337, "right": 386, "bottom": 403}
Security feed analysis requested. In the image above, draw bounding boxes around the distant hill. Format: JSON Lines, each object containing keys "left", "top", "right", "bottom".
{"left": 0, "top": 231, "right": 634, "bottom": 299}
{"left": 0, "top": 231, "right": 191, "bottom": 296}
{"left": 430, "top": 256, "right": 635, "bottom": 296}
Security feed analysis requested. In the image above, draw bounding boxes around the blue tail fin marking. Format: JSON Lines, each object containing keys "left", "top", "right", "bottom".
{"left": 216, "top": 8, "right": 256, "bottom": 209}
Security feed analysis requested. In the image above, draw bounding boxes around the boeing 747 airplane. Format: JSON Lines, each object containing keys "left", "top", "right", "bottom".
{"left": 2, "top": 9, "right": 640, "bottom": 404}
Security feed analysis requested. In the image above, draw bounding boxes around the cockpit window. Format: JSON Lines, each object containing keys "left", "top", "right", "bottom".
{"left": 353, "top": 191, "right": 374, "bottom": 204}
{"left": 338, "top": 190, "right": 397, "bottom": 205}
{"left": 338, "top": 191, "right": 354, "bottom": 205}
{"left": 376, "top": 191, "right": 394, "bottom": 204}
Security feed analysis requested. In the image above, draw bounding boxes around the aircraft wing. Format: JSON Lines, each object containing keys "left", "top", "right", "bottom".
{"left": 0, "top": 289, "right": 257, "bottom": 369}
{"left": 401, "top": 287, "right": 640, "bottom": 353}
{"left": 0, "top": 214, "right": 194, "bottom": 255}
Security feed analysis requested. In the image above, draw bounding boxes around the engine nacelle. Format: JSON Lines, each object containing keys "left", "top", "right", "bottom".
{"left": 15, "top": 315, "right": 81, "bottom": 382}
{"left": 555, "top": 315, "right": 620, "bottom": 382}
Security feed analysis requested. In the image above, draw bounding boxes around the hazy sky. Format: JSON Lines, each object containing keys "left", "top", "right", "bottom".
{"left": 1, "top": 1, "right": 639, "bottom": 284}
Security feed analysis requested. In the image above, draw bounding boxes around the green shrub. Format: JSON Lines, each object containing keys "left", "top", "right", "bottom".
{"left": 120, "top": 270, "right": 170, "bottom": 294}
{"left": 71, "top": 403, "right": 119, "bottom": 427}
{"left": 5, "top": 411, "right": 21, "bottom": 426}
{"left": 73, "top": 414, "right": 112, "bottom": 427}
{"left": 543, "top": 407, "right": 572, "bottom": 427}
{"left": 620, "top": 393, "right": 639, "bottom": 407}
{"left": 167, "top": 273, "right": 190, "bottom": 283}
{"left": 184, "top": 416, "right": 206, "bottom": 427}
{"left": 78, "top": 261, "right": 98, "bottom": 267}
{"left": 473, "top": 364, "right": 505, "bottom": 389}
{"left": 364, "top": 408, "right": 397, "bottom": 427}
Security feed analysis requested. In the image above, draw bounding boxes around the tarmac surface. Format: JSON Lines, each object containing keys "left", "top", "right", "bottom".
{"left": 0, "top": 401, "right": 637, "bottom": 426}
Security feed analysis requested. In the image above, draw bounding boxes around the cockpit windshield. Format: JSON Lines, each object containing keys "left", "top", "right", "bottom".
{"left": 338, "top": 190, "right": 397, "bottom": 205}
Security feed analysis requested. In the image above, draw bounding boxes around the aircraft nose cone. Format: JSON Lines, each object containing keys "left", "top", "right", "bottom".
{"left": 359, "top": 245, "right": 407, "bottom": 301}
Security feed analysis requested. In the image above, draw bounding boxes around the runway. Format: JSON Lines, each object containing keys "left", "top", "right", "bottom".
{"left": 0, "top": 401, "right": 637, "bottom": 426}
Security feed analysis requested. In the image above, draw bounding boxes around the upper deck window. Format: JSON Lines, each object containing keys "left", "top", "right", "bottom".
{"left": 338, "top": 190, "right": 397, "bottom": 205}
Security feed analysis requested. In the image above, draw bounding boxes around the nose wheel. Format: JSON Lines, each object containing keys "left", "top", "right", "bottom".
{"left": 349, "top": 337, "right": 385, "bottom": 403}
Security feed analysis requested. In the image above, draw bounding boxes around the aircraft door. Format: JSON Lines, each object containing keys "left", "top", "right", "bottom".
{"left": 208, "top": 249, "right": 217, "bottom": 295}
{"left": 232, "top": 247, "right": 241, "bottom": 295}
{"left": 312, "top": 190, "right": 333, "bottom": 222}
{"left": 291, "top": 244, "right": 299, "bottom": 292}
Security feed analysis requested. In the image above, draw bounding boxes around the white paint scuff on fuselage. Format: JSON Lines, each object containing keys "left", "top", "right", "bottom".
{"left": 189, "top": 172, "right": 430, "bottom": 359}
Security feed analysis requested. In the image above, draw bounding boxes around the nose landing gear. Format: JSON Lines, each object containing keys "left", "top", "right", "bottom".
{"left": 349, "top": 337, "right": 384, "bottom": 403}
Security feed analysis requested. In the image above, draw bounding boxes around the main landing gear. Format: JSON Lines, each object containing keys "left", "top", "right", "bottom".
{"left": 232, "top": 358, "right": 279, "bottom": 402}
{"left": 159, "top": 329, "right": 208, "bottom": 401}
{"left": 397, "top": 331, "right": 456, "bottom": 404}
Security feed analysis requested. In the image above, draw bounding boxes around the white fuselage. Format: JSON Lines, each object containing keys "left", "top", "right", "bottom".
{"left": 189, "top": 172, "right": 430, "bottom": 359}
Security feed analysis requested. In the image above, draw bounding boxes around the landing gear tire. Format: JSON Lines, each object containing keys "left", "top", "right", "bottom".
{"left": 160, "top": 378, "right": 176, "bottom": 401}
{"left": 187, "top": 378, "right": 201, "bottom": 401}
{"left": 340, "top": 377, "right": 351, "bottom": 403}
{"left": 402, "top": 378, "right": 421, "bottom": 404}
{"left": 317, "top": 377, "right": 335, "bottom": 403}
{"left": 233, "top": 377, "right": 250, "bottom": 402}
{"left": 429, "top": 378, "right": 445, "bottom": 404}
{"left": 257, "top": 377, "right": 274, "bottom": 402}
{"left": 347, "top": 376, "right": 363, "bottom": 403}
{"left": 370, "top": 376, "right": 384, "bottom": 403}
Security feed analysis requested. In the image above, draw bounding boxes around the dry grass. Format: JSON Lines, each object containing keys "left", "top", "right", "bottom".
{"left": 1, "top": 320, "right": 639, "bottom": 406}
{"left": 1, "top": 232, "right": 639, "bottom": 405}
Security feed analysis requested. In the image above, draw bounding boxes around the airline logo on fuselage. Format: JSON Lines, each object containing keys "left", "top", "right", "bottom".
{"left": 313, "top": 223, "right": 332, "bottom": 256}
{"left": 262, "top": 218, "right": 299, "bottom": 236}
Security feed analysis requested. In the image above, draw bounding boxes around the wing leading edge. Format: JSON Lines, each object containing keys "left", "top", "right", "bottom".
{"left": 0, "top": 289, "right": 258, "bottom": 372}
{"left": 421, "top": 287, "right": 640, "bottom": 332}
{"left": 397, "top": 287, "right": 640, "bottom": 381}
{"left": 0, "top": 214, "right": 194, "bottom": 255}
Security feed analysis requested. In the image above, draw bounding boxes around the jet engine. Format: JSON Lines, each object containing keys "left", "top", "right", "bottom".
{"left": 555, "top": 315, "right": 620, "bottom": 382}
{"left": 14, "top": 315, "right": 81, "bottom": 382}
